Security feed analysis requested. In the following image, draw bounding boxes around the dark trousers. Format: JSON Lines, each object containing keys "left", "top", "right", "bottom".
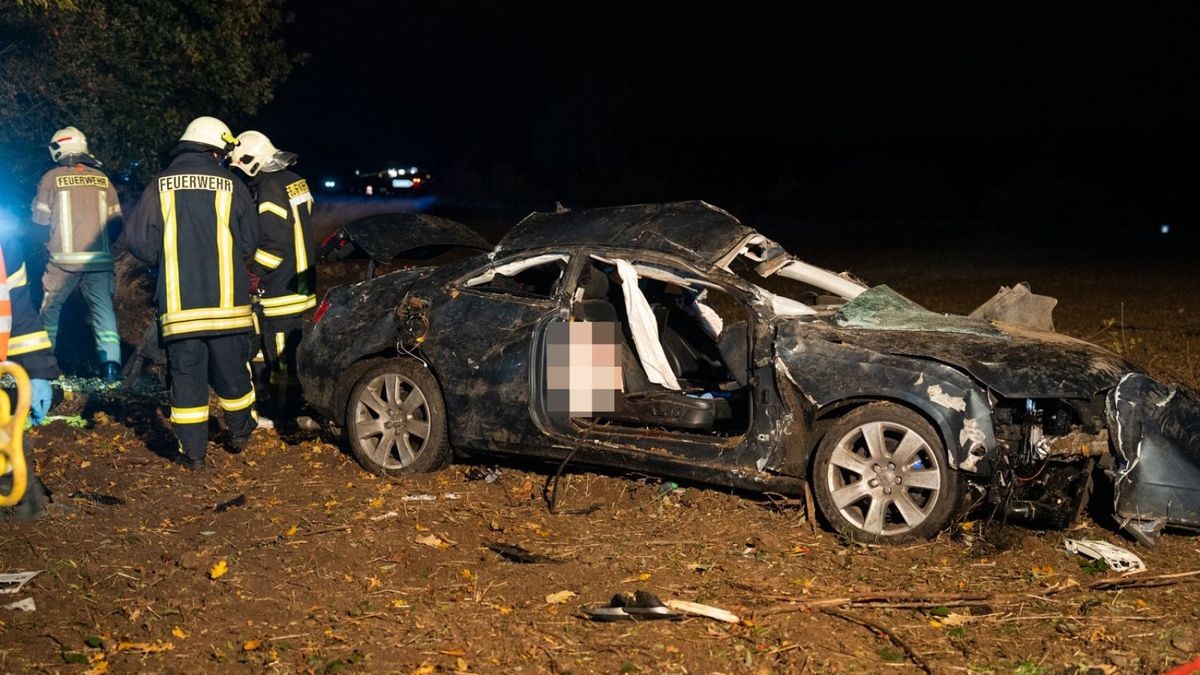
{"left": 254, "top": 321, "right": 303, "bottom": 419}
{"left": 166, "top": 333, "right": 256, "bottom": 460}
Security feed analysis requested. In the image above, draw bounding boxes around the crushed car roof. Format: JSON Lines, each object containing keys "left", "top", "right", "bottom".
{"left": 495, "top": 201, "right": 756, "bottom": 265}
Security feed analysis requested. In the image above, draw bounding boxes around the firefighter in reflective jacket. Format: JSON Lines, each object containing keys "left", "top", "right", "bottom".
{"left": 31, "top": 126, "right": 123, "bottom": 382}
{"left": 126, "top": 117, "right": 261, "bottom": 471}
{"left": 0, "top": 209, "right": 58, "bottom": 518}
{"left": 230, "top": 131, "right": 316, "bottom": 420}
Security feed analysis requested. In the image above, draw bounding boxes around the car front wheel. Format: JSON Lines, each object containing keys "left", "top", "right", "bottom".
{"left": 812, "top": 402, "right": 962, "bottom": 543}
{"left": 345, "top": 359, "right": 450, "bottom": 476}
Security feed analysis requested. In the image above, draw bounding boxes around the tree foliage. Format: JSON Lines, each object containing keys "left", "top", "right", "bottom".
{"left": 0, "top": 0, "right": 300, "bottom": 198}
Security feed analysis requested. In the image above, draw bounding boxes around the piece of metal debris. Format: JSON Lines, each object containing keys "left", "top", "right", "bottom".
{"left": 214, "top": 494, "right": 247, "bottom": 512}
{"left": 0, "top": 571, "right": 41, "bottom": 595}
{"left": 68, "top": 491, "right": 126, "bottom": 506}
{"left": 486, "top": 541, "right": 559, "bottom": 564}
{"left": 2, "top": 597, "right": 35, "bottom": 612}
{"left": 968, "top": 282, "right": 1057, "bottom": 332}
{"left": 466, "top": 466, "right": 503, "bottom": 483}
{"left": 1065, "top": 539, "right": 1147, "bottom": 574}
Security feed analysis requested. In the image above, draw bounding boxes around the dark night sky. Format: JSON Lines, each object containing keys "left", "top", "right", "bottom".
{"left": 257, "top": 2, "right": 1200, "bottom": 224}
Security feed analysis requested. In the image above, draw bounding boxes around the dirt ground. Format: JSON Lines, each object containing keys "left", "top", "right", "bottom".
{"left": 2, "top": 218, "right": 1199, "bottom": 674}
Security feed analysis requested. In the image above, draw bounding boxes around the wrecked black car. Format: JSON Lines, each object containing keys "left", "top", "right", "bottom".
{"left": 299, "top": 201, "right": 1200, "bottom": 544}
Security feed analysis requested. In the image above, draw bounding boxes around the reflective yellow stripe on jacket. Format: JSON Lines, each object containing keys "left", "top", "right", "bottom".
{"left": 6, "top": 264, "right": 27, "bottom": 290}
{"left": 259, "top": 293, "right": 316, "bottom": 318}
{"left": 7, "top": 330, "right": 52, "bottom": 356}
{"left": 160, "top": 305, "right": 254, "bottom": 338}
{"left": 254, "top": 249, "right": 283, "bottom": 269}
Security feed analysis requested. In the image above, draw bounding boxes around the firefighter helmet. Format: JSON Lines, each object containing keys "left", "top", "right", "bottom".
{"left": 231, "top": 130, "right": 297, "bottom": 176}
{"left": 48, "top": 126, "right": 89, "bottom": 162}
{"left": 231, "top": 130, "right": 278, "bottom": 177}
{"left": 179, "top": 116, "right": 238, "bottom": 156}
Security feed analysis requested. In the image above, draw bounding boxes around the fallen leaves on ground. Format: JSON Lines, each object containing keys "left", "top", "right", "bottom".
{"left": 545, "top": 590, "right": 577, "bottom": 604}
{"left": 115, "top": 641, "right": 173, "bottom": 654}
{"left": 415, "top": 533, "right": 451, "bottom": 549}
{"left": 209, "top": 560, "right": 228, "bottom": 580}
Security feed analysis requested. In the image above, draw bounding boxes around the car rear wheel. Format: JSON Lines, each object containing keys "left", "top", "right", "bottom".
{"left": 812, "top": 403, "right": 962, "bottom": 543}
{"left": 345, "top": 359, "right": 449, "bottom": 475}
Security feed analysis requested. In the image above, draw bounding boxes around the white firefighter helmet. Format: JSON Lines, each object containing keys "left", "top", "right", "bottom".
{"left": 179, "top": 116, "right": 238, "bottom": 155}
{"left": 231, "top": 130, "right": 297, "bottom": 176}
{"left": 232, "top": 130, "right": 278, "bottom": 176}
{"left": 48, "top": 126, "right": 89, "bottom": 162}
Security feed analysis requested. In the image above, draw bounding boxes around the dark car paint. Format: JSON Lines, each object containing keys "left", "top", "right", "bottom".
{"left": 495, "top": 201, "right": 755, "bottom": 266}
{"left": 775, "top": 322, "right": 997, "bottom": 474}
{"left": 299, "top": 202, "right": 1200, "bottom": 542}
{"left": 333, "top": 213, "right": 491, "bottom": 264}
{"left": 1106, "top": 373, "right": 1200, "bottom": 542}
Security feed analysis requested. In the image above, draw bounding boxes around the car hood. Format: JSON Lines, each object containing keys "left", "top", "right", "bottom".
{"left": 776, "top": 288, "right": 1134, "bottom": 399}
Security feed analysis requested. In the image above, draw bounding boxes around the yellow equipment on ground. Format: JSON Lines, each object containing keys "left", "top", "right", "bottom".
{"left": 0, "top": 361, "right": 32, "bottom": 507}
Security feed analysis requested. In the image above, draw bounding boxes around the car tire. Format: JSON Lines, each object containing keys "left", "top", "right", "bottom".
{"left": 812, "top": 402, "right": 962, "bottom": 543}
{"left": 345, "top": 359, "right": 450, "bottom": 476}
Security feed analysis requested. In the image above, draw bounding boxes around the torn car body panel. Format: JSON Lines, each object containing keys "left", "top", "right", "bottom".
{"left": 774, "top": 322, "right": 997, "bottom": 473}
{"left": 1107, "top": 373, "right": 1200, "bottom": 544}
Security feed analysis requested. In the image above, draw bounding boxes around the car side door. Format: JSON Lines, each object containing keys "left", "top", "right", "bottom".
{"left": 421, "top": 252, "right": 574, "bottom": 452}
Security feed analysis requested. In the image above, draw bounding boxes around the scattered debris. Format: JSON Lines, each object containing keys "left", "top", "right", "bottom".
{"left": 401, "top": 493, "right": 463, "bottom": 502}
{"left": 68, "top": 491, "right": 126, "bottom": 506}
{"left": 42, "top": 414, "right": 90, "bottom": 428}
{"left": 0, "top": 571, "right": 40, "bottom": 595}
{"left": 581, "top": 591, "right": 680, "bottom": 621}
{"left": 466, "top": 466, "right": 503, "bottom": 483}
{"left": 657, "top": 481, "right": 679, "bottom": 495}
{"left": 485, "top": 541, "right": 559, "bottom": 564}
{"left": 370, "top": 511, "right": 399, "bottom": 521}
{"left": 664, "top": 599, "right": 739, "bottom": 623}
{"left": 2, "top": 597, "right": 35, "bottom": 612}
{"left": 214, "top": 494, "right": 247, "bottom": 512}
{"left": 968, "top": 282, "right": 1057, "bottom": 331}
{"left": 1065, "top": 539, "right": 1147, "bottom": 574}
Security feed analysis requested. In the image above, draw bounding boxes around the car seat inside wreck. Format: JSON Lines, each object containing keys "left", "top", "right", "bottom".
{"left": 571, "top": 258, "right": 751, "bottom": 435}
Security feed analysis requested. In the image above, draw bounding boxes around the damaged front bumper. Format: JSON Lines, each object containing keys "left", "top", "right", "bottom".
{"left": 1107, "top": 373, "right": 1200, "bottom": 546}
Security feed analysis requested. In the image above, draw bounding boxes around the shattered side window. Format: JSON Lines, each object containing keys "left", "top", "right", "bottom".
{"left": 464, "top": 253, "right": 569, "bottom": 300}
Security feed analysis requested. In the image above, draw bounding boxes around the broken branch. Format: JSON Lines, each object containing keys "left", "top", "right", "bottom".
{"left": 820, "top": 608, "right": 931, "bottom": 674}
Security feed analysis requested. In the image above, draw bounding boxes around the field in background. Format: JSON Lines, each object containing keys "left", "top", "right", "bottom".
{"left": 3, "top": 206, "right": 1198, "bottom": 673}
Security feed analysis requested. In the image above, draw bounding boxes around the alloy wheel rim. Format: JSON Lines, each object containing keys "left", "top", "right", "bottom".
{"left": 825, "top": 420, "right": 942, "bottom": 536}
{"left": 354, "top": 373, "right": 432, "bottom": 469}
